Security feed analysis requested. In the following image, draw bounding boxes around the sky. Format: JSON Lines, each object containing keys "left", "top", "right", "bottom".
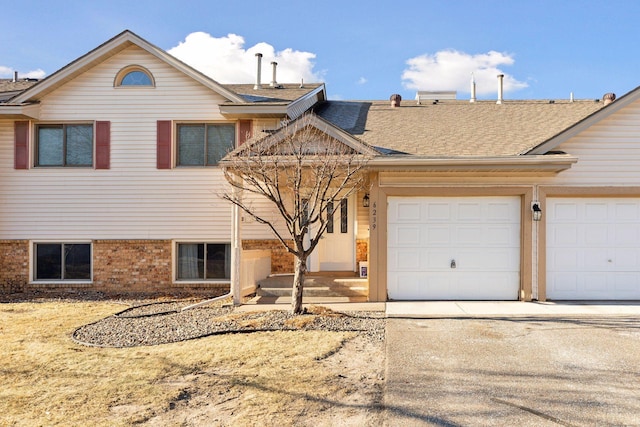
{"left": 1, "top": 0, "right": 639, "bottom": 101}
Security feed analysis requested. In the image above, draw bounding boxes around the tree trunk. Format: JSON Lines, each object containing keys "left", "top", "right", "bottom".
{"left": 291, "top": 256, "right": 307, "bottom": 314}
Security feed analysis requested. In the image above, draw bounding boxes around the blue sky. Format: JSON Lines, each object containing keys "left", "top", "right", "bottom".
{"left": 2, "top": 0, "right": 639, "bottom": 101}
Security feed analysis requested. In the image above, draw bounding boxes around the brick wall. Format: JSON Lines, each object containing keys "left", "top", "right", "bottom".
{"left": 92, "top": 240, "right": 173, "bottom": 293}
{"left": 1, "top": 240, "right": 229, "bottom": 297}
{"left": 0, "top": 240, "right": 29, "bottom": 293}
{"left": 356, "top": 239, "right": 368, "bottom": 264}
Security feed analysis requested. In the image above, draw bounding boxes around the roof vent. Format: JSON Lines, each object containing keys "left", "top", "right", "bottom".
{"left": 12, "top": 71, "right": 18, "bottom": 83}
{"left": 270, "top": 61, "right": 278, "bottom": 87}
{"left": 254, "top": 53, "right": 263, "bottom": 90}
{"left": 470, "top": 73, "right": 476, "bottom": 103}
{"left": 496, "top": 74, "right": 504, "bottom": 104}
{"left": 416, "top": 91, "right": 456, "bottom": 105}
{"left": 603, "top": 92, "right": 616, "bottom": 106}
{"left": 390, "top": 94, "right": 402, "bottom": 107}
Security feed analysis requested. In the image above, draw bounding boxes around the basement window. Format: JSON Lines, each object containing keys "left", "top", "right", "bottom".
{"left": 176, "top": 243, "right": 231, "bottom": 280}
{"left": 34, "top": 243, "right": 91, "bottom": 281}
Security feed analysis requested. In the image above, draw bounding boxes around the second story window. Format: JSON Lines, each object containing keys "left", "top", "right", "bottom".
{"left": 115, "top": 65, "right": 155, "bottom": 87}
{"left": 36, "top": 124, "right": 93, "bottom": 167}
{"left": 177, "top": 123, "right": 236, "bottom": 166}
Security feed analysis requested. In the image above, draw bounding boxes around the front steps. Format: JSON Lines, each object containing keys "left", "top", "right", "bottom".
{"left": 256, "top": 273, "right": 368, "bottom": 298}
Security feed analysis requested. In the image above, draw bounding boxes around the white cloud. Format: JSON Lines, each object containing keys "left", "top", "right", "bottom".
{"left": 401, "top": 49, "right": 528, "bottom": 96}
{"left": 168, "top": 32, "right": 323, "bottom": 85}
{"left": 357, "top": 77, "right": 367, "bottom": 85}
{"left": 0, "top": 66, "right": 46, "bottom": 79}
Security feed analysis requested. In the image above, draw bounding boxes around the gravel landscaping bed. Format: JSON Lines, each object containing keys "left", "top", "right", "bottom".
{"left": 72, "top": 301, "right": 386, "bottom": 348}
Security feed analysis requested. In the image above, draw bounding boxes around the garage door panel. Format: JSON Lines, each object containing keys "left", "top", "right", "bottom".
{"left": 550, "top": 225, "right": 579, "bottom": 246}
{"left": 547, "top": 197, "right": 640, "bottom": 300}
{"left": 426, "top": 203, "right": 451, "bottom": 222}
{"left": 388, "top": 196, "right": 520, "bottom": 300}
{"left": 585, "top": 225, "right": 608, "bottom": 246}
{"left": 393, "top": 226, "right": 421, "bottom": 246}
{"left": 426, "top": 225, "right": 451, "bottom": 245}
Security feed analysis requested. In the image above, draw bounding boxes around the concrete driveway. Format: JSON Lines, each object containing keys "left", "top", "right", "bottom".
{"left": 384, "top": 315, "right": 640, "bottom": 426}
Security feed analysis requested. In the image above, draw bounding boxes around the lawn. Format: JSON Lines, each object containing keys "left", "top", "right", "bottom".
{"left": 0, "top": 301, "right": 383, "bottom": 426}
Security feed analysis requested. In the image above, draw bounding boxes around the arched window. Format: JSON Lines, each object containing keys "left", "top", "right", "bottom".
{"left": 115, "top": 66, "right": 154, "bottom": 87}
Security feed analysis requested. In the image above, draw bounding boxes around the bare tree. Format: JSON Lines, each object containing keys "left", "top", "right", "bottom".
{"left": 221, "top": 114, "right": 372, "bottom": 314}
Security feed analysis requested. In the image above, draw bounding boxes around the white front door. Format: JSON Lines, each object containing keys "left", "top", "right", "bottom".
{"left": 547, "top": 197, "right": 640, "bottom": 300}
{"left": 311, "top": 195, "right": 356, "bottom": 271}
{"left": 387, "top": 196, "right": 521, "bottom": 300}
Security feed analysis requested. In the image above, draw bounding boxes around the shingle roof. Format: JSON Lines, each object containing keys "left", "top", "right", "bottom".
{"left": 0, "top": 79, "right": 39, "bottom": 102}
{"left": 316, "top": 99, "right": 606, "bottom": 156}
{"left": 223, "top": 83, "right": 324, "bottom": 104}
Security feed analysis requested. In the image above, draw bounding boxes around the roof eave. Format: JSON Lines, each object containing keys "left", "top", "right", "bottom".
{"left": 0, "top": 103, "right": 40, "bottom": 119}
{"left": 368, "top": 154, "right": 577, "bottom": 176}
{"left": 219, "top": 104, "right": 290, "bottom": 118}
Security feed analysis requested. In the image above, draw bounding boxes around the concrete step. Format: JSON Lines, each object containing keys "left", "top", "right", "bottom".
{"left": 257, "top": 274, "right": 368, "bottom": 298}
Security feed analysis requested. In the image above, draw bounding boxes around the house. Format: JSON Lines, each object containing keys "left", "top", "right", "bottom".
{"left": 2, "top": 30, "right": 640, "bottom": 302}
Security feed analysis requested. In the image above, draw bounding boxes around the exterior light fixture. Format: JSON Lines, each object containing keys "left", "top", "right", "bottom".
{"left": 532, "top": 202, "right": 542, "bottom": 221}
{"left": 363, "top": 194, "right": 370, "bottom": 207}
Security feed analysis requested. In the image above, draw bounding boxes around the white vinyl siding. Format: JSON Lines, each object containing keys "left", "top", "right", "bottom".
{"left": 540, "top": 99, "right": 640, "bottom": 185}
{"left": 0, "top": 46, "right": 236, "bottom": 240}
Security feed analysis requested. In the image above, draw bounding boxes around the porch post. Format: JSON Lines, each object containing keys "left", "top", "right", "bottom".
{"left": 231, "top": 183, "right": 242, "bottom": 305}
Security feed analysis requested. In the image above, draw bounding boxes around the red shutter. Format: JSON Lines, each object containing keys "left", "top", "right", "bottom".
{"left": 14, "top": 121, "right": 29, "bottom": 169}
{"left": 238, "top": 120, "right": 253, "bottom": 145}
{"left": 157, "top": 120, "right": 172, "bottom": 169}
{"left": 95, "top": 121, "right": 110, "bottom": 169}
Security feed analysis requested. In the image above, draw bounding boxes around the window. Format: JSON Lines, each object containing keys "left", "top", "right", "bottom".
{"left": 177, "top": 243, "right": 231, "bottom": 280}
{"left": 36, "top": 124, "right": 93, "bottom": 167}
{"left": 327, "top": 199, "right": 348, "bottom": 234}
{"left": 177, "top": 124, "right": 235, "bottom": 166}
{"left": 34, "top": 243, "right": 91, "bottom": 281}
{"left": 115, "top": 66, "right": 154, "bottom": 87}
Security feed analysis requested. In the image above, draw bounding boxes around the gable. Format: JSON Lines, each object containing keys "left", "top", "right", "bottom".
{"left": 223, "top": 113, "right": 379, "bottom": 161}
{"left": 544, "top": 96, "right": 640, "bottom": 185}
{"left": 11, "top": 30, "right": 245, "bottom": 105}
{"left": 31, "top": 44, "right": 233, "bottom": 123}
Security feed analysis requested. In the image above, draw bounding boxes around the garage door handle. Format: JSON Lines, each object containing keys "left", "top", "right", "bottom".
{"left": 451, "top": 259, "right": 456, "bottom": 269}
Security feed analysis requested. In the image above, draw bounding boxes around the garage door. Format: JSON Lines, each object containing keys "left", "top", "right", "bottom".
{"left": 547, "top": 198, "right": 640, "bottom": 300}
{"left": 387, "top": 196, "right": 521, "bottom": 300}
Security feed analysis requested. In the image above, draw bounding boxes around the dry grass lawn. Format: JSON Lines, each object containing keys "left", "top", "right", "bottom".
{"left": 0, "top": 301, "right": 384, "bottom": 426}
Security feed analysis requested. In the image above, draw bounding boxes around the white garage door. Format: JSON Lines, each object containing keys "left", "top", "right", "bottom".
{"left": 387, "top": 196, "right": 521, "bottom": 300}
{"left": 547, "top": 198, "right": 640, "bottom": 300}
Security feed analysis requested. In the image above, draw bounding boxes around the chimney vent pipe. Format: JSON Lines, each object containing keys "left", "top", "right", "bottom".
{"left": 13, "top": 71, "right": 18, "bottom": 83}
{"left": 470, "top": 73, "right": 476, "bottom": 103}
{"left": 270, "top": 61, "right": 278, "bottom": 87}
{"left": 496, "top": 74, "right": 504, "bottom": 104}
{"left": 254, "top": 53, "right": 263, "bottom": 90}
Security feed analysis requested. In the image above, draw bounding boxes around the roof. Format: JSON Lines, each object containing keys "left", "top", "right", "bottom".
{"left": 223, "top": 83, "right": 325, "bottom": 104}
{"left": 0, "top": 79, "right": 39, "bottom": 102}
{"left": 316, "top": 99, "right": 607, "bottom": 157}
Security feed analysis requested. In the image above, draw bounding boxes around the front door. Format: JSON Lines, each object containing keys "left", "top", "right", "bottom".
{"left": 310, "top": 195, "right": 356, "bottom": 271}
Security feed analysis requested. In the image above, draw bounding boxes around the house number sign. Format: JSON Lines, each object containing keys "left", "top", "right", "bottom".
{"left": 371, "top": 201, "right": 377, "bottom": 230}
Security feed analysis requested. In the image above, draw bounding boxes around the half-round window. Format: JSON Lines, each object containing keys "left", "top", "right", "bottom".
{"left": 115, "top": 66, "right": 155, "bottom": 87}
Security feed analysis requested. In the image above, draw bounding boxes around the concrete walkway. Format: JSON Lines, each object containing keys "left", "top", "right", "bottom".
{"left": 238, "top": 299, "right": 640, "bottom": 317}
{"left": 386, "top": 300, "right": 640, "bottom": 317}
